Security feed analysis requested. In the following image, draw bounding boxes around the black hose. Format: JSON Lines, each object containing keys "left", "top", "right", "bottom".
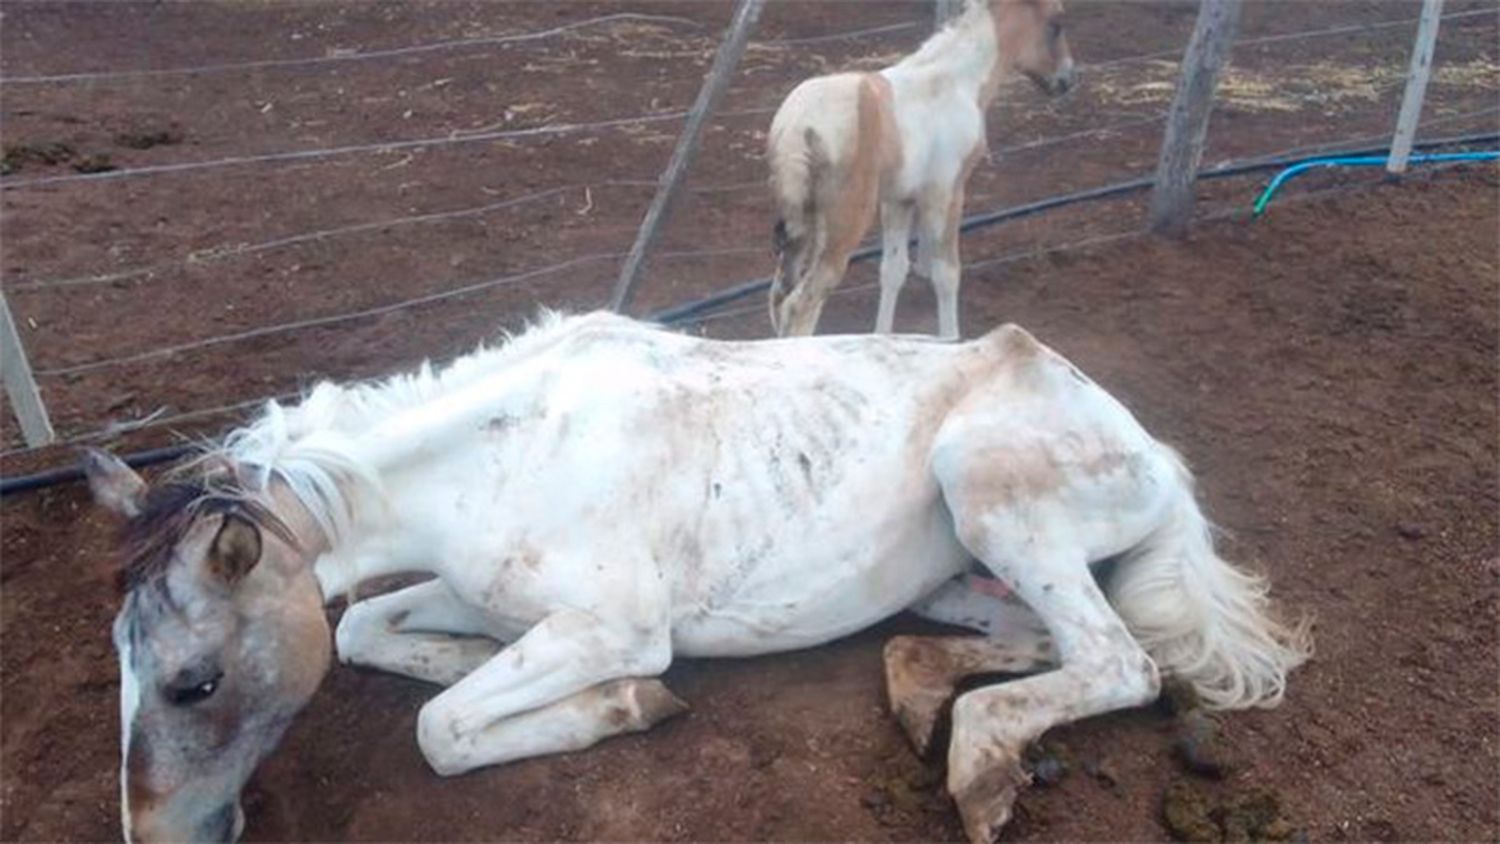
{"left": 649, "top": 131, "right": 1499, "bottom": 325}
{"left": 5, "top": 130, "right": 1496, "bottom": 498}
{"left": 1, "top": 443, "right": 191, "bottom": 497}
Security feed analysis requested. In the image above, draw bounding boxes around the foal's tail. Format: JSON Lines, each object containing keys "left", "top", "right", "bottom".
{"left": 1109, "top": 448, "right": 1312, "bottom": 710}
{"left": 767, "top": 121, "right": 831, "bottom": 329}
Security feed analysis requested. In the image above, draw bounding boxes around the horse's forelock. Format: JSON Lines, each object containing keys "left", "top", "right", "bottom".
{"left": 116, "top": 470, "right": 299, "bottom": 595}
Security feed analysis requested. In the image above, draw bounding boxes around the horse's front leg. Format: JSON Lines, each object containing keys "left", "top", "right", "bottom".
{"left": 415, "top": 605, "right": 677, "bottom": 776}
{"left": 335, "top": 579, "right": 507, "bottom": 686}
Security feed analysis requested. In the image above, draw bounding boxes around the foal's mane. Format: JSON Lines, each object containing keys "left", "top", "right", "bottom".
{"left": 900, "top": 0, "right": 992, "bottom": 69}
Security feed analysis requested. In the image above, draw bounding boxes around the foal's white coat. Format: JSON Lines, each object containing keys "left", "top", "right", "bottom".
{"left": 101, "top": 312, "right": 1306, "bottom": 844}
{"left": 768, "top": 0, "right": 1075, "bottom": 339}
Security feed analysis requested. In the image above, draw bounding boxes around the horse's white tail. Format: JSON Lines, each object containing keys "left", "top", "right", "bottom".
{"left": 1109, "top": 450, "right": 1312, "bottom": 710}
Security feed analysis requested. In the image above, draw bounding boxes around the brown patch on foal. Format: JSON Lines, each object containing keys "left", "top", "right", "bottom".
{"left": 808, "top": 73, "right": 904, "bottom": 293}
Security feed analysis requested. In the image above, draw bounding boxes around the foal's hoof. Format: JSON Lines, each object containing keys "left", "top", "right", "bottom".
{"left": 951, "top": 761, "right": 1029, "bottom": 844}
{"left": 883, "top": 636, "right": 958, "bottom": 757}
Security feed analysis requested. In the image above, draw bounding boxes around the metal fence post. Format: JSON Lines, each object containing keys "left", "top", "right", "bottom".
{"left": 609, "top": 0, "right": 766, "bottom": 314}
{"left": 0, "top": 290, "right": 55, "bottom": 448}
{"left": 1148, "top": 0, "right": 1244, "bottom": 237}
{"left": 1387, "top": 0, "right": 1445, "bottom": 174}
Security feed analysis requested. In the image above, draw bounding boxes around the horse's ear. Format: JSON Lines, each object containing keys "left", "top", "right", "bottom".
{"left": 208, "top": 513, "right": 262, "bottom": 585}
{"left": 80, "top": 447, "right": 146, "bottom": 518}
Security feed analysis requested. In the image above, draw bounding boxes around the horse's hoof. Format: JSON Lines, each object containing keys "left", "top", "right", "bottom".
{"left": 892, "top": 685, "right": 951, "bottom": 757}
{"left": 628, "top": 678, "right": 690, "bottom": 727}
{"left": 883, "top": 636, "right": 958, "bottom": 757}
{"left": 951, "top": 758, "right": 1029, "bottom": 844}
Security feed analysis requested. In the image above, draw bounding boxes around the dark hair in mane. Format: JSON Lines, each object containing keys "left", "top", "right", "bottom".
{"left": 117, "top": 468, "right": 297, "bottom": 594}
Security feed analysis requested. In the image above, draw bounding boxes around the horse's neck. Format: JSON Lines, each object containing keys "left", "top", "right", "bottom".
{"left": 893, "top": 5, "right": 1000, "bottom": 107}
{"left": 299, "top": 357, "right": 555, "bottom": 582}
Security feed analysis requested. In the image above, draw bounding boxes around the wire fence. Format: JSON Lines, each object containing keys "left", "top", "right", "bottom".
{"left": 2, "top": 0, "right": 1497, "bottom": 461}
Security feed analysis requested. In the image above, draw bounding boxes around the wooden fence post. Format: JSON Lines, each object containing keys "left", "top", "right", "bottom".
{"left": 609, "top": 0, "right": 766, "bottom": 314}
{"left": 935, "top": 0, "right": 964, "bottom": 29}
{"left": 0, "top": 290, "right": 55, "bottom": 448}
{"left": 1148, "top": 0, "right": 1244, "bottom": 237}
{"left": 1387, "top": 0, "right": 1445, "bottom": 174}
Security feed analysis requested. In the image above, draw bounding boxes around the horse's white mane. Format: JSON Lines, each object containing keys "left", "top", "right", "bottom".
{"left": 209, "top": 309, "right": 604, "bottom": 546}
{"left": 898, "top": 0, "right": 994, "bottom": 70}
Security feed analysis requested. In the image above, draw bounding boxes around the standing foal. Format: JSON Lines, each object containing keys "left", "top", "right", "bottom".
{"left": 768, "top": 0, "right": 1075, "bottom": 339}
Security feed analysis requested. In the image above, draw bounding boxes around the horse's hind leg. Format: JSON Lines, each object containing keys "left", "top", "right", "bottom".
{"left": 932, "top": 443, "right": 1161, "bottom": 842}
{"left": 335, "top": 579, "right": 505, "bottom": 686}
{"left": 884, "top": 634, "right": 1054, "bottom": 758}
{"left": 886, "top": 576, "right": 1054, "bottom": 755}
{"left": 935, "top": 533, "right": 1159, "bottom": 842}
{"left": 908, "top": 573, "right": 1045, "bottom": 640}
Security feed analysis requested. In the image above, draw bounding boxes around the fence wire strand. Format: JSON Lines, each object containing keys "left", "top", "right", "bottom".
{"left": 3, "top": 8, "right": 1491, "bottom": 190}
{"left": 0, "top": 13, "right": 703, "bottom": 84}
{"left": 8, "top": 110, "right": 1180, "bottom": 292}
{"left": 1, "top": 171, "right": 1413, "bottom": 462}
{"left": 2, "top": 3, "right": 1497, "bottom": 459}
{"left": 30, "top": 245, "right": 768, "bottom": 378}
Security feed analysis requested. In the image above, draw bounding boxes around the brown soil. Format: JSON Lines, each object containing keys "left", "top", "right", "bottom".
{"left": 1, "top": 1, "right": 1498, "bottom": 842}
{"left": 4, "top": 167, "right": 1496, "bottom": 843}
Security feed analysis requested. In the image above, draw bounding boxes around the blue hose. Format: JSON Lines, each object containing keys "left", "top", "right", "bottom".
{"left": 1253, "top": 151, "right": 1500, "bottom": 216}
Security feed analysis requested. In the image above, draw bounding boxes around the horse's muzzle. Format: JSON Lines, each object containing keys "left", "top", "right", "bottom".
{"left": 1029, "top": 63, "right": 1077, "bottom": 98}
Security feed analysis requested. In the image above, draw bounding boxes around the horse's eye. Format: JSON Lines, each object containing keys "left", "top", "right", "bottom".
{"left": 1049, "top": 20, "right": 1064, "bottom": 39}
{"left": 167, "top": 673, "right": 222, "bottom": 706}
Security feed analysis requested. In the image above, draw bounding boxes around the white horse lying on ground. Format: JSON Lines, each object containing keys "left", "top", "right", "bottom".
{"left": 768, "top": 0, "right": 1076, "bottom": 339}
{"left": 86, "top": 312, "right": 1308, "bottom": 844}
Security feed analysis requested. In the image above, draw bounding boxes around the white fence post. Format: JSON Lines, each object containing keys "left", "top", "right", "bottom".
{"left": 1387, "top": 0, "right": 1445, "bottom": 174}
{"left": 1148, "top": 0, "right": 1244, "bottom": 237}
{"left": 0, "top": 289, "right": 55, "bottom": 448}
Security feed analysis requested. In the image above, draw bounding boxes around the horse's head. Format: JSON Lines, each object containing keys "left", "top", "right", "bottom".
{"left": 83, "top": 448, "right": 331, "bottom": 844}
{"left": 994, "top": 0, "right": 1076, "bottom": 97}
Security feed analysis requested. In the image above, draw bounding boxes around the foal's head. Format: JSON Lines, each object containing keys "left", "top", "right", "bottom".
{"left": 84, "top": 448, "right": 331, "bottom": 843}
{"left": 994, "top": 0, "right": 1076, "bottom": 96}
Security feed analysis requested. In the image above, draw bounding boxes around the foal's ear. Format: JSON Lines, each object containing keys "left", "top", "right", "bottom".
{"left": 80, "top": 447, "right": 147, "bottom": 518}
{"left": 208, "top": 513, "right": 262, "bottom": 585}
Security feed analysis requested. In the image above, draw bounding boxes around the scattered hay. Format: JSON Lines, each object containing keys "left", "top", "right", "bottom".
{"left": 1090, "top": 57, "right": 1500, "bottom": 114}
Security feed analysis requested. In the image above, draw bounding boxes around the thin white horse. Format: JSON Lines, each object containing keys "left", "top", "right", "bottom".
{"left": 768, "top": 0, "right": 1076, "bottom": 339}
{"left": 87, "top": 312, "right": 1307, "bottom": 844}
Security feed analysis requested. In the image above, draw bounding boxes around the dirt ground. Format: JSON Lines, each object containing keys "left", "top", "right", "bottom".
{"left": 0, "top": 0, "right": 1496, "bottom": 451}
{"left": 1, "top": 1, "right": 1498, "bottom": 842}
{"left": 4, "top": 166, "right": 1497, "bottom": 842}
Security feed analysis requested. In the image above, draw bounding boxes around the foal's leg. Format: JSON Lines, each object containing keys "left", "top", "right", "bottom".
{"left": 875, "top": 199, "right": 917, "bottom": 333}
{"left": 919, "top": 143, "right": 981, "bottom": 340}
{"left": 777, "top": 136, "right": 881, "bottom": 336}
{"left": 777, "top": 258, "right": 848, "bottom": 337}
{"left": 917, "top": 183, "right": 964, "bottom": 340}
{"left": 335, "top": 579, "right": 506, "bottom": 686}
